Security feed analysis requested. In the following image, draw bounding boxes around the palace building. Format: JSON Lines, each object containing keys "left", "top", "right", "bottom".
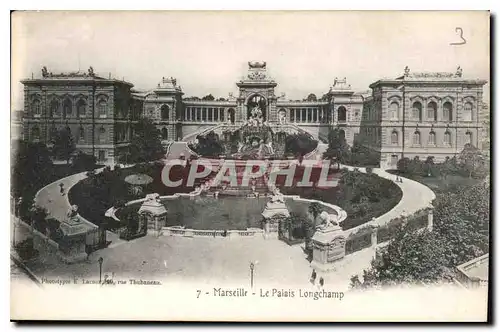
{"left": 20, "top": 62, "right": 487, "bottom": 168}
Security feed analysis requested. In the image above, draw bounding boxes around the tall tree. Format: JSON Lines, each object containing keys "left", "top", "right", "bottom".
{"left": 459, "top": 143, "right": 487, "bottom": 178}
{"left": 306, "top": 93, "right": 317, "bottom": 102}
{"left": 202, "top": 94, "right": 215, "bottom": 101}
{"left": 351, "top": 224, "right": 452, "bottom": 289}
{"left": 52, "top": 127, "right": 76, "bottom": 164}
{"left": 124, "top": 118, "right": 166, "bottom": 163}
{"left": 323, "top": 128, "right": 350, "bottom": 168}
{"left": 11, "top": 140, "right": 53, "bottom": 199}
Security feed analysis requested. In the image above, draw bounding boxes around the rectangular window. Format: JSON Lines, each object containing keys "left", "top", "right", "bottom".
{"left": 208, "top": 108, "right": 213, "bottom": 122}
{"left": 98, "top": 150, "right": 106, "bottom": 162}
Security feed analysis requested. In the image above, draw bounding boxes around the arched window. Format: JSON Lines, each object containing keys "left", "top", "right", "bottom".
{"left": 466, "top": 131, "right": 473, "bottom": 145}
{"left": 427, "top": 101, "right": 437, "bottom": 121}
{"left": 463, "top": 102, "right": 473, "bottom": 121}
{"left": 63, "top": 98, "right": 72, "bottom": 119}
{"left": 391, "top": 130, "right": 398, "bottom": 145}
{"left": 79, "top": 126, "right": 85, "bottom": 141}
{"left": 98, "top": 99, "right": 107, "bottom": 117}
{"left": 50, "top": 99, "right": 59, "bottom": 118}
{"left": 161, "top": 128, "right": 168, "bottom": 140}
{"left": 32, "top": 100, "right": 41, "bottom": 117}
{"left": 412, "top": 102, "right": 422, "bottom": 122}
{"left": 443, "top": 102, "right": 453, "bottom": 122}
{"left": 389, "top": 102, "right": 399, "bottom": 120}
{"left": 444, "top": 131, "right": 452, "bottom": 146}
{"left": 161, "top": 105, "right": 170, "bottom": 120}
{"left": 76, "top": 99, "right": 86, "bottom": 118}
{"left": 413, "top": 131, "right": 421, "bottom": 145}
{"left": 428, "top": 131, "right": 436, "bottom": 145}
{"left": 337, "top": 106, "right": 347, "bottom": 122}
{"left": 99, "top": 127, "right": 106, "bottom": 143}
{"left": 31, "top": 126, "right": 40, "bottom": 141}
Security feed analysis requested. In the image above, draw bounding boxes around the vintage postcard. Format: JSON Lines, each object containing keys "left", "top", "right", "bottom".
{"left": 10, "top": 10, "right": 490, "bottom": 322}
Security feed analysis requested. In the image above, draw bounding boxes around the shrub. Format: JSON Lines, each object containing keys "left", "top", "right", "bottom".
{"left": 15, "top": 238, "right": 38, "bottom": 261}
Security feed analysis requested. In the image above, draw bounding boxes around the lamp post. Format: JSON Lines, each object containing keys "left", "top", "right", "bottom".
{"left": 249, "top": 260, "right": 258, "bottom": 288}
{"left": 98, "top": 257, "right": 103, "bottom": 283}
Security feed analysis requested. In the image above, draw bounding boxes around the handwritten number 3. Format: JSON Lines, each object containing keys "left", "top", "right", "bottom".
{"left": 450, "top": 27, "right": 466, "bottom": 45}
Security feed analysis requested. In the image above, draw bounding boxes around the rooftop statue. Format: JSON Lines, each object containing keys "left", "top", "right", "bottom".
{"left": 248, "top": 61, "right": 266, "bottom": 69}
{"left": 404, "top": 66, "right": 410, "bottom": 77}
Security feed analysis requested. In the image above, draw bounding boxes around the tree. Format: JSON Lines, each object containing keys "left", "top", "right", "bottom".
{"left": 323, "top": 128, "right": 350, "bottom": 169}
{"left": 433, "top": 181, "right": 490, "bottom": 266}
{"left": 306, "top": 93, "right": 317, "bottom": 102}
{"left": 202, "top": 94, "right": 215, "bottom": 101}
{"left": 122, "top": 118, "right": 166, "bottom": 163}
{"left": 397, "top": 157, "right": 411, "bottom": 174}
{"left": 308, "top": 202, "right": 322, "bottom": 225}
{"left": 71, "top": 152, "right": 97, "bottom": 171}
{"left": 284, "top": 133, "right": 318, "bottom": 157}
{"left": 350, "top": 141, "right": 380, "bottom": 167}
{"left": 306, "top": 202, "right": 322, "bottom": 252}
{"left": 458, "top": 144, "right": 487, "bottom": 178}
{"left": 11, "top": 140, "right": 53, "bottom": 203}
{"left": 351, "top": 180, "right": 490, "bottom": 290}
{"left": 191, "top": 131, "right": 224, "bottom": 157}
{"left": 351, "top": 224, "right": 452, "bottom": 289}
{"left": 423, "top": 156, "right": 436, "bottom": 177}
{"left": 52, "top": 127, "right": 76, "bottom": 164}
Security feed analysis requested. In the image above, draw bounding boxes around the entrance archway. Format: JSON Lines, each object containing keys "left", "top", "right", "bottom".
{"left": 246, "top": 94, "right": 267, "bottom": 121}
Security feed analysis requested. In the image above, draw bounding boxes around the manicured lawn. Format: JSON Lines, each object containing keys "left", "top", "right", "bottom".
{"left": 280, "top": 168, "right": 402, "bottom": 230}
{"left": 387, "top": 170, "right": 482, "bottom": 194}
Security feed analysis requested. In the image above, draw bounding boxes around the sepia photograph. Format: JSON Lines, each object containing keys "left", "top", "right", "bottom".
{"left": 9, "top": 10, "right": 491, "bottom": 322}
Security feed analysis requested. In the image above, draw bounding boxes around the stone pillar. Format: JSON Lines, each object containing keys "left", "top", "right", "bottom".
{"left": 371, "top": 227, "right": 378, "bottom": 248}
{"left": 311, "top": 226, "right": 346, "bottom": 272}
{"left": 427, "top": 205, "right": 434, "bottom": 232}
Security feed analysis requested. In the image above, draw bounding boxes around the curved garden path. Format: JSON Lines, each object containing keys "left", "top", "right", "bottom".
{"left": 339, "top": 165, "right": 436, "bottom": 235}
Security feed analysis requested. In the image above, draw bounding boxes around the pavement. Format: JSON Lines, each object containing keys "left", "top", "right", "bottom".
{"left": 19, "top": 229, "right": 375, "bottom": 289}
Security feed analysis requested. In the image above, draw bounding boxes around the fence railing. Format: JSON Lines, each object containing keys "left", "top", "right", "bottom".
{"left": 345, "top": 207, "right": 432, "bottom": 256}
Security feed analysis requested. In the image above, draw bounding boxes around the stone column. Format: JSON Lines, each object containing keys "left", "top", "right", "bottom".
{"left": 427, "top": 205, "right": 434, "bottom": 232}
{"left": 371, "top": 227, "right": 378, "bottom": 248}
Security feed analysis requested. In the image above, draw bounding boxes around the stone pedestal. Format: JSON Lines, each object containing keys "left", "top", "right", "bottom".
{"left": 58, "top": 210, "right": 96, "bottom": 263}
{"left": 138, "top": 194, "right": 168, "bottom": 237}
{"left": 261, "top": 192, "right": 290, "bottom": 239}
{"left": 427, "top": 205, "right": 434, "bottom": 232}
{"left": 311, "top": 226, "right": 346, "bottom": 271}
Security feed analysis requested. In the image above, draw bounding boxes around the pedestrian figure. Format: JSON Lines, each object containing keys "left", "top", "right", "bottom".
{"left": 59, "top": 183, "right": 65, "bottom": 196}
{"left": 310, "top": 269, "right": 317, "bottom": 284}
{"left": 319, "top": 277, "right": 324, "bottom": 288}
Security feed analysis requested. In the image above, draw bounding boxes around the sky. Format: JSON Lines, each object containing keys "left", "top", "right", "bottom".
{"left": 11, "top": 11, "right": 490, "bottom": 110}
